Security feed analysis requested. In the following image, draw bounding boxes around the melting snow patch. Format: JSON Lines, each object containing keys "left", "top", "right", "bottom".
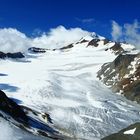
{"left": 123, "top": 128, "right": 136, "bottom": 135}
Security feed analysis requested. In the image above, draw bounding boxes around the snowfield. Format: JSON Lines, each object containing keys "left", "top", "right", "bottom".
{"left": 1, "top": 45, "right": 140, "bottom": 140}
{"left": 123, "top": 128, "right": 136, "bottom": 135}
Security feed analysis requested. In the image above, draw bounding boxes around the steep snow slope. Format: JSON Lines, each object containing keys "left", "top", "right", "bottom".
{"left": 0, "top": 36, "right": 140, "bottom": 140}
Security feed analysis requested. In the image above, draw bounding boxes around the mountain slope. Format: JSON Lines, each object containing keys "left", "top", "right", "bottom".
{"left": 97, "top": 52, "right": 140, "bottom": 103}
{"left": 0, "top": 34, "right": 140, "bottom": 140}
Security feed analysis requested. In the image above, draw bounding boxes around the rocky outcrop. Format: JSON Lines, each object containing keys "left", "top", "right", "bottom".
{"left": 52, "top": 44, "right": 74, "bottom": 51}
{"left": 0, "top": 52, "right": 7, "bottom": 58}
{"left": 59, "top": 44, "right": 74, "bottom": 50}
{"left": 0, "top": 90, "right": 62, "bottom": 139}
{"left": 105, "top": 42, "right": 124, "bottom": 55}
{"left": 87, "top": 38, "right": 100, "bottom": 47}
{"left": 97, "top": 52, "right": 140, "bottom": 103}
{"left": 103, "top": 39, "right": 110, "bottom": 45}
{"left": 28, "top": 47, "right": 47, "bottom": 53}
{"left": 0, "top": 90, "right": 28, "bottom": 123}
{"left": 0, "top": 52, "right": 24, "bottom": 59}
{"left": 51, "top": 35, "right": 134, "bottom": 55}
{"left": 110, "top": 42, "right": 124, "bottom": 55}
{"left": 79, "top": 39, "right": 89, "bottom": 43}
{"left": 102, "top": 122, "right": 140, "bottom": 140}
{"left": 75, "top": 39, "right": 89, "bottom": 44}
{"left": 7, "top": 52, "right": 25, "bottom": 58}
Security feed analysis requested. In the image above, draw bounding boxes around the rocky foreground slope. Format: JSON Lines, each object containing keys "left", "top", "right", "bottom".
{"left": 0, "top": 90, "right": 62, "bottom": 140}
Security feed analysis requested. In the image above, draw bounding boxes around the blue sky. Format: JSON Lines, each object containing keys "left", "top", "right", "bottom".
{"left": 0, "top": 0, "right": 140, "bottom": 39}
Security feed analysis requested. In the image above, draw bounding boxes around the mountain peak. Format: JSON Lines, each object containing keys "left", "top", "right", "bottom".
{"left": 80, "top": 32, "right": 105, "bottom": 42}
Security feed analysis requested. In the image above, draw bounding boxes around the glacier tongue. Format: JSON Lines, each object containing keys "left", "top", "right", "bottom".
{"left": 0, "top": 46, "right": 140, "bottom": 140}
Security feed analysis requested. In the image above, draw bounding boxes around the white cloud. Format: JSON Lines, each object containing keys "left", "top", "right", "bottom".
{"left": 32, "top": 25, "right": 91, "bottom": 49}
{"left": 124, "top": 20, "right": 140, "bottom": 48}
{"left": 0, "top": 26, "right": 90, "bottom": 53}
{"left": 1, "top": 23, "right": 139, "bottom": 53}
{"left": 0, "top": 28, "right": 31, "bottom": 53}
{"left": 111, "top": 21, "right": 122, "bottom": 41}
{"left": 111, "top": 20, "right": 140, "bottom": 49}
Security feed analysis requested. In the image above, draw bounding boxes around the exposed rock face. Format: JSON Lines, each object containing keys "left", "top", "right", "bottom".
{"left": 97, "top": 52, "right": 140, "bottom": 102}
{"left": 28, "top": 47, "right": 46, "bottom": 53}
{"left": 0, "top": 52, "right": 7, "bottom": 58}
{"left": 0, "top": 90, "right": 28, "bottom": 123}
{"left": 105, "top": 42, "right": 124, "bottom": 55}
{"left": 60, "top": 44, "right": 74, "bottom": 50}
{"left": 87, "top": 38, "right": 100, "bottom": 47}
{"left": 0, "top": 52, "right": 24, "bottom": 59}
{"left": 103, "top": 39, "right": 110, "bottom": 45}
{"left": 51, "top": 35, "right": 134, "bottom": 56}
{"left": 110, "top": 42, "right": 124, "bottom": 55}
{"left": 79, "top": 39, "right": 89, "bottom": 43}
{"left": 0, "top": 90, "right": 61, "bottom": 139}
{"left": 75, "top": 38, "right": 89, "bottom": 44}
{"left": 7, "top": 52, "right": 25, "bottom": 58}
{"left": 102, "top": 122, "right": 140, "bottom": 140}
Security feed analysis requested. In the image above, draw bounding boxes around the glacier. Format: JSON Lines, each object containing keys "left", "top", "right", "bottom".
{"left": 0, "top": 36, "right": 140, "bottom": 140}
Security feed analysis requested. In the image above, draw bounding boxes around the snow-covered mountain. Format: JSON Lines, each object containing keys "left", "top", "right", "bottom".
{"left": 98, "top": 51, "right": 140, "bottom": 102}
{"left": 0, "top": 33, "right": 140, "bottom": 140}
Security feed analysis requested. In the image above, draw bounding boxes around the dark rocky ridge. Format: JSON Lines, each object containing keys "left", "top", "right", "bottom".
{"left": 52, "top": 44, "right": 74, "bottom": 51}
{"left": 97, "top": 52, "right": 140, "bottom": 103}
{"left": 0, "top": 52, "right": 24, "bottom": 59}
{"left": 0, "top": 90, "right": 28, "bottom": 123}
{"left": 87, "top": 38, "right": 100, "bottom": 47}
{"left": 0, "top": 90, "right": 62, "bottom": 139}
{"left": 103, "top": 38, "right": 110, "bottom": 45}
{"left": 79, "top": 39, "right": 89, "bottom": 43}
{"left": 48, "top": 36, "right": 132, "bottom": 56}
{"left": 28, "top": 47, "right": 47, "bottom": 53}
{"left": 0, "top": 51, "right": 7, "bottom": 58}
{"left": 75, "top": 39, "right": 89, "bottom": 44}
{"left": 105, "top": 42, "right": 124, "bottom": 55}
{"left": 86, "top": 38, "right": 131, "bottom": 55}
{"left": 59, "top": 43, "right": 74, "bottom": 50}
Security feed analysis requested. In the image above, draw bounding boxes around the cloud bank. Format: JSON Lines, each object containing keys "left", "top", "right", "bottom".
{"left": 111, "top": 20, "right": 140, "bottom": 49}
{"left": 0, "top": 28, "right": 30, "bottom": 53}
{"left": 1, "top": 22, "right": 140, "bottom": 53}
{"left": 32, "top": 26, "right": 90, "bottom": 49}
{"left": 0, "top": 26, "right": 90, "bottom": 53}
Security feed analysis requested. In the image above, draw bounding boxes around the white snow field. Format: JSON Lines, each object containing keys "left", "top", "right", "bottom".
{"left": 1, "top": 43, "right": 140, "bottom": 140}
{"left": 123, "top": 128, "right": 136, "bottom": 135}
